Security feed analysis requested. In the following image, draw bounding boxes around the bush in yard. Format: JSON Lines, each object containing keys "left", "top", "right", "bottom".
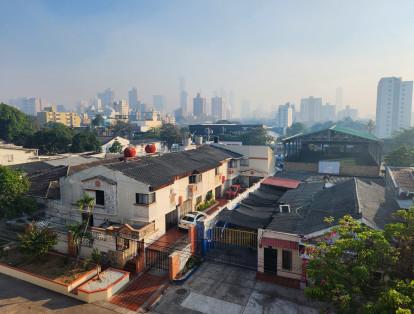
{"left": 18, "top": 225, "right": 57, "bottom": 259}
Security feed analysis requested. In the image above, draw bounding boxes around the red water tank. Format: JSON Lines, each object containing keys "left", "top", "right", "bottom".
{"left": 124, "top": 147, "right": 136, "bottom": 158}
{"left": 145, "top": 144, "right": 156, "bottom": 154}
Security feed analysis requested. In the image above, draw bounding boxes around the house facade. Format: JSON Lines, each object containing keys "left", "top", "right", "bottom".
{"left": 48, "top": 145, "right": 242, "bottom": 241}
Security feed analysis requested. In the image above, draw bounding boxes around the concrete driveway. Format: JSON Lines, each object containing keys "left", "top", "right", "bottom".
{"left": 0, "top": 273, "right": 116, "bottom": 314}
{"left": 152, "top": 262, "right": 319, "bottom": 314}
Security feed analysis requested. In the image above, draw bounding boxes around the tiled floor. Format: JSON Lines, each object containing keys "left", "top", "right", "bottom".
{"left": 109, "top": 272, "right": 168, "bottom": 312}
{"left": 148, "top": 227, "right": 187, "bottom": 251}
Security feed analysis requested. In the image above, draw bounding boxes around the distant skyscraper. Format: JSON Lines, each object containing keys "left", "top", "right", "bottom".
{"left": 179, "top": 78, "right": 188, "bottom": 117}
{"left": 240, "top": 100, "right": 251, "bottom": 119}
{"left": 128, "top": 87, "right": 139, "bottom": 111}
{"left": 277, "top": 103, "right": 294, "bottom": 128}
{"left": 211, "top": 96, "right": 226, "bottom": 121}
{"left": 335, "top": 86, "right": 343, "bottom": 112}
{"left": 193, "top": 93, "right": 207, "bottom": 117}
{"left": 320, "top": 103, "right": 336, "bottom": 122}
{"left": 153, "top": 95, "right": 165, "bottom": 112}
{"left": 97, "top": 88, "right": 115, "bottom": 107}
{"left": 375, "top": 77, "right": 413, "bottom": 138}
{"left": 10, "top": 97, "right": 42, "bottom": 116}
{"left": 338, "top": 105, "right": 358, "bottom": 121}
{"left": 300, "top": 96, "right": 322, "bottom": 123}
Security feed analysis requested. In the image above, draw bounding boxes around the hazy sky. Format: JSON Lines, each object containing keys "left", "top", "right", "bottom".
{"left": 1, "top": 0, "right": 414, "bottom": 116}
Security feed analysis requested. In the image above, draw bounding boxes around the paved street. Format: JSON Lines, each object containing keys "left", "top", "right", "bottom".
{"left": 152, "top": 262, "right": 320, "bottom": 314}
{"left": 0, "top": 273, "right": 116, "bottom": 314}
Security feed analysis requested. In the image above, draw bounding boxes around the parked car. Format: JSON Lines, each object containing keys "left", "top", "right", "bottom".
{"left": 225, "top": 184, "right": 242, "bottom": 199}
{"left": 178, "top": 212, "right": 207, "bottom": 230}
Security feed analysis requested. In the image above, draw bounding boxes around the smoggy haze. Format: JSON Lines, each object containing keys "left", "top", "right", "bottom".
{"left": 1, "top": 0, "right": 414, "bottom": 117}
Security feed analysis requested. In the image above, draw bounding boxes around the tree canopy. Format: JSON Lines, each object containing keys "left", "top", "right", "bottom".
{"left": 108, "top": 139, "right": 123, "bottom": 153}
{"left": 0, "top": 103, "right": 34, "bottom": 145}
{"left": 25, "top": 122, "right": 73, "bottom": 154}
{"left": 241, "top": 126, "right": 273, "bottom": 145}
{"left": 385, "top": 145, "right": 414, "bottom": 167}
{"left": 19, "top": 225, "right": 57, "bottom": 259}
{"left": 159, "top": 123, "right": 181, "bottom": 148}
{"left": 305, "top": 210, "right": 414, "bottom": 313}
{"left": 71, "top": 130, "right": 101, "bottom": 153}
{"left": 286, "top": 122, "right": 307, "bottom": 137}
{"left": 0, "top": 166, "right": 37, "bottom": 218}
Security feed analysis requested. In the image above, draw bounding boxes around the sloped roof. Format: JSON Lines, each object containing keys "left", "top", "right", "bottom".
{"left": 26, "top": 165, "right": 68, "bottom": 198}
{"left": 262, "top": 177, "right": 301, "bottom": 189}
{"left": 266, "top": 178, "right": 399, "bottom": 235}
{"left": 11, "top": 161, "right": 54, "bottom": 174}
{"left": 283, "top": 124, "right": 379, "bottom": 142}
{"left": 106, "top": 145, "right": 241, "bottom": 189}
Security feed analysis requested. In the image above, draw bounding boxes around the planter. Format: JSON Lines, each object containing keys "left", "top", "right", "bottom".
{"left": 172, "top": 264, "right": 200, "bottom": 285}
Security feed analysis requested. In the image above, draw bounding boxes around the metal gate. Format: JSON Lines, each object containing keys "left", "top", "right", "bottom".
{"left": 145, "top": 248, "right": 169, "bottom": 270}
{"left": 165, "top": 208, "right": 178, "bottom": 230}
{"left": 204, "top": 227, "right": 258, "bottom": 270}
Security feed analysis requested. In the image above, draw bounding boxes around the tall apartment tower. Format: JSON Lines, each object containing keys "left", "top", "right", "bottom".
{"left": 128, "top": 87, "right": 139, "bottom": 111}
{"left": 179, "top": 78, "right": 188, "bottom": 117}
{"left": 277, "top": 103, "right": 294, "bottom": 128}
{"left": 153, "top": 95, "right": 165, "bottom": 112}
{"left": 300, "top": 96, "right": 323, "bottom": 123}
{"left": 97, "top": 88, "right": 115, "bottom": 108}
{"left": 211, "top": 96, "right": 226, "bottom": 120}
{"left": 193, "top": 93, "right": 207, "bottom": 118}
{"left": 375, "top": 77, "right": 413, "bottom": 138}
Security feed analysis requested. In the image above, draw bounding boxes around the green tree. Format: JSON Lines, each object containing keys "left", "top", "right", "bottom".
{"left": 0, "top": 103, "right": 34, "bottom": 145}
{"left": 26, "top": 122, "right": 73, "bottom": 154}
{"left": 108, "top": 139, "right": 123, "bottom": 153}
{"left": 18, "top": 225, "right": 57, "bottom": 259}
{"left": 385, "top": 145, "right": 414, "bottom": 167}
{"left": 305, "top": 215, "right": 395, "bottom": 313}
{"left": 71, "top": 130, "right": 101, "bottom": 153}
{"left": 241, "top": 126, "right": 273, "bottom": 145}
{"left": 91, "top": 114, "right": 104, "bottom": 127}
{"left": 390, "top": 128, "right": 414, "bottom": 151}
{"left": 385, "top": 208, "right": 414, "bottom": 279}
{"left": 91, "top": 248, "right": 103, "bottom": 280}
{"left": 286, "top": 122, "right": 307, "bottom": 137}
{"left": 367, "top": 119, "right": 375, "bottom": 134}
{"left": 111, "top": 121, "right": 133, "bottom": 138}
{"left": 160, "top": 124, "right": 181, "bottom": 148}
{"left": 0, "top": 166, "right": 36, "bottom": 218}
{"left": 74, "top": 194, "right": 95, "bottom": 263}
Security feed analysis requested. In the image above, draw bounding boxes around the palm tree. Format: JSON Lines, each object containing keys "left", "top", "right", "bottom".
{"left": 74, "top": 194, "right": 95, "bottom": 263}
{"left": 91, "top": 248, "right": 102, "bottom": 281}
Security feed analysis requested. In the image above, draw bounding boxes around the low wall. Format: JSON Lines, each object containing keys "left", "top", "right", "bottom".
{"left": 169, "top": 243, "right": 192, "bottom": 280}
{"left": 77, "top": 268, "right": 130, "bottom": 303}
{"left": 0, "top": 262, "right": 97, "bottom": 301}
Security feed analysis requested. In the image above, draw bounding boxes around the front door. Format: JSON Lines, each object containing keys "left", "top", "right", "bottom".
{"left": 264, "top": 247, "right": 277, "bottom": 274}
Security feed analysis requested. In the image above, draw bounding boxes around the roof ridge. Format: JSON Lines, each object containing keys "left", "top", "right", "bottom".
{"left": 354, "top": 178, "right": 362, "bottom": 214}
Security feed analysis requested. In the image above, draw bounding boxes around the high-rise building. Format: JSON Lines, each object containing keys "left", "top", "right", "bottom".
{"left": 375, "top": 77, "right": 413, "bottom": 138}
{"left": 97, "top": 88, "right": 115, "bottom": 107}
{"left": 153, "top": 95, "right": 165, "bottom": 112}
{"left": 115, "top": 100, "right": 129, "bottom": 119}
{"left": 128, "top": 87, "right": 139, "bottom": 111}
{"left": 338, "top": 105, "right": 358, "bottom": 120}
{"left": 276, "top": 103, "right": 294, "bottom": 128}
{"left": 320, "top": 103, "right": 336, "bottom": 122}
{"left": 10, "top": 97, "right": 42, "bottom": 116}
{"left": 211, "top": 96, "right": 226, "bottom": 121}
{"left": 335, "top": 86, "right": 343, "bottom": 112}
{"left": 300, "top": 96, "right": 322, "bottom": 123}
{"left": 179, "top": 78, "right": 188, "bottom": 117}
{"left": 193, "top": 93, "right": 207, "bottom": 118}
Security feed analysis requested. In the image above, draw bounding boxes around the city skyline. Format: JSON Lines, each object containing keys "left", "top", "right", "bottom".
{"left": 1, "top": 1, "right": 414, "bottom": 116}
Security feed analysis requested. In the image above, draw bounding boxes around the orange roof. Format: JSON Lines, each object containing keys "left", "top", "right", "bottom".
{"left": 262, "top": 177, "right": 301, "bottom": 189}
